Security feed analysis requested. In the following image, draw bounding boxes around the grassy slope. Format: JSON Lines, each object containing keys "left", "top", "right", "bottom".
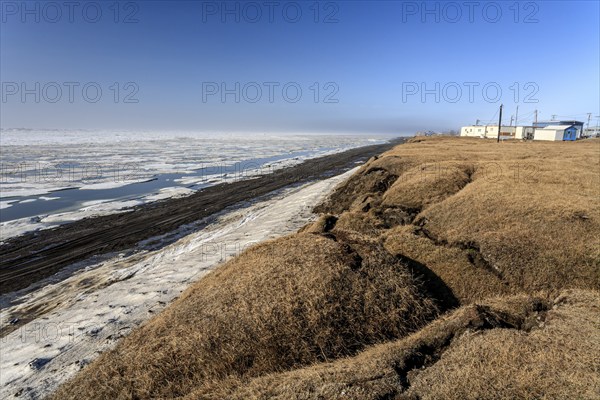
{"left": 185, "top": 289, "right": 599, "bottom": 400}
{"left": 319, "top": 136, "right": 600, "bottom": 302}
{"left": 52, "top": 233, "right": 438, "bottom": 399}
{"left": 53, "top": 137, "right": 600, "bottom": 399}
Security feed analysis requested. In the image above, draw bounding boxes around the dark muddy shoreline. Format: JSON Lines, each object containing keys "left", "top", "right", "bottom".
{"left": 0, "top": 138, "right": 406, "bottom": 294}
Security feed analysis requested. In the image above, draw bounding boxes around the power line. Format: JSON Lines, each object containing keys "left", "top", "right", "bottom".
{"left": 515, "top": 110, "right": 535, "bottom": 124}
{"left": 481, "top": 108, "right": 499, "bottom": 125}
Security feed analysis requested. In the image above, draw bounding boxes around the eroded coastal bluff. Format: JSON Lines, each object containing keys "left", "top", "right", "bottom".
{"left": 8, "top": 136, "right": 600, "bottom": 399}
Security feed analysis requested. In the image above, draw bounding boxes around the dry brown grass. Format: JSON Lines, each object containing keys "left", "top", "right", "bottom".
{"left": 402, "top": 289, "right": 600, "bottom": 400}
{"left": 52, "top": 136, "right": 600, "bottom": 399}
{"left": 183, "top": 289, "right": 599, "bottom": 400}
{"left": 319, "top": 136, "right": 600, "bottom": 302}
{"left": 384, "top": 224, "right": 510, "bottom": 303}
{"left": 51, "top": 232, "right": 438, "bottom": 399}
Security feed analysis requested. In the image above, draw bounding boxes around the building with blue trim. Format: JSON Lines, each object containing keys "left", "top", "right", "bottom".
{"left": 533, "top": 121, "right": 584, "bottom": 138}
{"left": 534, "top": 125, "right": 579, "bottom": 141}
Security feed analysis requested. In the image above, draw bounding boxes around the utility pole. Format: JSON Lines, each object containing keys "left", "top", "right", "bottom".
{"left": 552, "top": 114, "right": 557, "bottom": 121}
{"left": 510, "top": 115, "right": 514, "bottom": 126}
{"left": 587, "top": 113, "right": 592, "bottom": 129}
{"left": 476, "top": 119, "right": 480, "bottom": 126}
{"left": 515, "top": 105, "right": 519, "bottom": 126}
{"left": 497, "top": 104, "right": 503, "bottom": 143}
{"left": 534, "top": 109, "right": 538, "bottom": 125}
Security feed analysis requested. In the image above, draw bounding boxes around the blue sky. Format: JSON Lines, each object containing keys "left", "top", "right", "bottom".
{"left": 1, "top": 0, "right": 599, "bottom": 134}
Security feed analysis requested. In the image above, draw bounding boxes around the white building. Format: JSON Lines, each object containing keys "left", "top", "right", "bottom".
{"left": 460, "top": 125, "right": 534, "bottom": 140}
{"left": 583, "top": 126, "right": 600, "bottom": 137}
{"left": 515, "top": 126, "right": 535, "bottom": 140}
{"left": 460, "top": 125, "right": 487, "bottom": 137}
{"left": 533, "top": 125, "right": 578, "bottom": 141}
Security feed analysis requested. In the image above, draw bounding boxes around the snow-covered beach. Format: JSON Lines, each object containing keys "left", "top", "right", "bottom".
{"left": 0, "top": 167, "right": 357, "bottom": 399}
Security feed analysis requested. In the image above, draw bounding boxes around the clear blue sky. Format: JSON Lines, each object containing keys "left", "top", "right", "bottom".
{"left": 1, "top": 0, "right": 599, "bottom": 134}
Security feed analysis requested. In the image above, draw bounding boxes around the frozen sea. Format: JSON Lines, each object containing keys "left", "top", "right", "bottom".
{"left": 0, "top": 129, "right": 391, "bottom": 240}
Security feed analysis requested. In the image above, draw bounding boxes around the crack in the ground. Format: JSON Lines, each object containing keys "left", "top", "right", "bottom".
{"left": 374, "top": 206, "right": 422, "bottom": 228}
{"left": 390, "top": 302, "right": 549, "bottom": 397}
{"left": 396, "top": 254, "right": 460, "bottom": 312}
{"left": 412, "top": 222, "right": 508, "bottom": 286}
